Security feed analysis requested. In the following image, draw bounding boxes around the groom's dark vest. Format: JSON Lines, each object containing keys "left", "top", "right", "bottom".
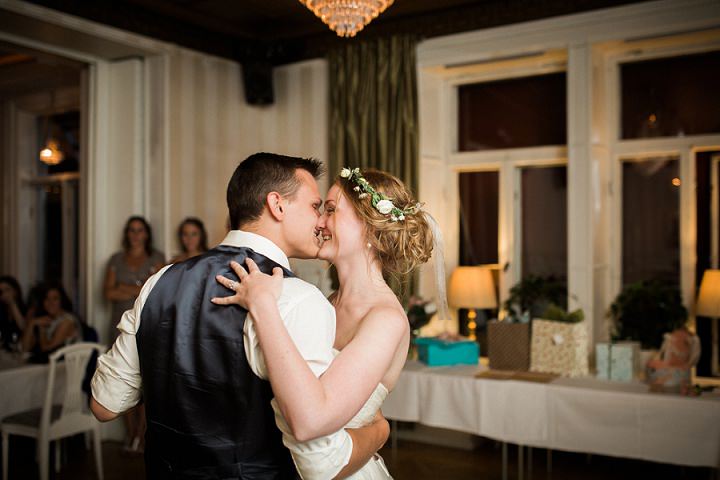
{"left": 137, "top": 246, "right": 297, "bottom": 479}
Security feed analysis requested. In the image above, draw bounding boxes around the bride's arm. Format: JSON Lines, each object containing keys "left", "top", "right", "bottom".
{"left": 213, "top": 259, "right": 407, "bottom": 442}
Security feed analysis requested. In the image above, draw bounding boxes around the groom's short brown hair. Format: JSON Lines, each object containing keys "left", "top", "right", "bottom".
{"left": 227, "top": 152, "right": 324, "bottom": 229}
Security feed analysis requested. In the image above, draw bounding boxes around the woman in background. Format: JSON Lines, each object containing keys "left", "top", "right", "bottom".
{"left": 20, "top": 283, "right": 80, "bottom": 360}
{"left": 170, "top": 217, "right": 208, "bottom": 264}
{"left": 104, "top": 215, "right": 164, "bottom": 453}
{"left": 0, "top": 276, "right": 26, "bottom": 350}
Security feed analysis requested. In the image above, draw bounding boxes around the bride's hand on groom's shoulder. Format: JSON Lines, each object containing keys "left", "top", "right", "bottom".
{"left": 211, "top": 258, "right": 284, "bottom": 310}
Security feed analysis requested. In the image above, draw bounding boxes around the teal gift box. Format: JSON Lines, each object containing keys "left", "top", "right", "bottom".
{"left": 414, "top": 337, "right": 479, "bottom": 367}
{"left": 596, "top": 341, "right": 641, "bottom": 382}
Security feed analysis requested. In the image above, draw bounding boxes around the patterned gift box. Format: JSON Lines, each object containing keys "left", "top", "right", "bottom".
{"left": 596, "top": 341, "right": 641, "bottom": 382}
{"left": 487, "top": 321, "right": 530, "bottom": 371}
{"left": 530, "top": 319, "right": 589, "bottom": 377}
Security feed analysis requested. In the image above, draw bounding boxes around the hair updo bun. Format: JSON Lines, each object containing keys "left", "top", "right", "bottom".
{"left": 337, "top": 169, "right": 434, "bottom": 277}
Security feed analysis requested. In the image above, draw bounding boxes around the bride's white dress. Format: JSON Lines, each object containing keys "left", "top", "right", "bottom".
{"left": 271, "top": 378, "right": 393, "bottom": 479}
{"left": 342, "top": 382, "right": 392, "bottom": 479}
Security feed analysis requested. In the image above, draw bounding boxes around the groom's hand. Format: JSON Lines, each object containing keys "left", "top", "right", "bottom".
{"left": 333, "top": 411, "right": 390, "bottom": 479}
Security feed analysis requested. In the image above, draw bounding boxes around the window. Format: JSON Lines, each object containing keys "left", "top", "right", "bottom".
{"left": 621, "top": 157, "right": 680, "bottom": 286}
{"left": 695, "top": 150, "right": 720, "bottom": 377}
{"left": 521, "top": 166, "right": 567, "bottom": 280}
{"left": 458, "top": 171, "right": 499, "bottom": 266}
{"left": 621, "top": 51, "right": 720, "bottom": 139}
{"left": 458, "top": 72, "right": 566, "bottom": 151}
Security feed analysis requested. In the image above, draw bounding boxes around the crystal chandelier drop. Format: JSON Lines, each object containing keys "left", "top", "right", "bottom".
{"left": 299, "top": 0, "right": 394, "bottom": 38}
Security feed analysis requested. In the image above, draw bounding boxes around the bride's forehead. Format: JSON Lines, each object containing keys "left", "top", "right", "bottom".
{"left": 325, "top": 184, "right": 343, "bottom": 202}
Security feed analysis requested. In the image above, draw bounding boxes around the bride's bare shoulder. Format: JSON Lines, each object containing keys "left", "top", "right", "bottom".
{"left": 361, "top": 304, "right": 409, "bottom": 336}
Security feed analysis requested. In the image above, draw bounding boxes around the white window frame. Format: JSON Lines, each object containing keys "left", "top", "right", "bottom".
{"left": 435, "top": 51, "right": 569, "bottom": 305}
{"left": 417, "top": 0, "right": 720, "bottom": 351}
{"left": 604, "top": 34, "right": 720, "bottom": 321}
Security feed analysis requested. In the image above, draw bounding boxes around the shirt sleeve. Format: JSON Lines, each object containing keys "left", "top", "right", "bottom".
{"left": 91, "top": 265, "right": 171, "bottom": 413}
{"left": 243, "top": 282, "right": 353, "bottom": 480}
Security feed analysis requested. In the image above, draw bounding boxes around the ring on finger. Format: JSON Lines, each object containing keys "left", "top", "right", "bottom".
{"left": 228, "top": 280, "right": 237, "bottom": 291}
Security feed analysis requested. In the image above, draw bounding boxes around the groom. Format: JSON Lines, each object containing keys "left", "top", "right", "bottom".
{"left": 90, "top": 153, "right": 389, "bottom": 479}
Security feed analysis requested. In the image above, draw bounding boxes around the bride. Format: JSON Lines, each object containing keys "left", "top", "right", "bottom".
{"left": 213, "top": 167, "right": 438, "bottom": 478}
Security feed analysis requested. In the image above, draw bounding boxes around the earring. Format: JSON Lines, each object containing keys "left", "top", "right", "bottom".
{"left": 366, "top": 242, "right": 372, "bottom": 249}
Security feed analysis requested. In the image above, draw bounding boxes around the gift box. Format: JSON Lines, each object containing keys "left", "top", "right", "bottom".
{"left": 530, "top": 319, "right": 589, "bottom": 377}
{"left": 596, "top": 341, "right": 641, "bottom": 382}
{"left": 414, "top": 337, "right": 479, "bottom": 367}
{"left": 487, "top": 321, "right": 530, "bottom": 371}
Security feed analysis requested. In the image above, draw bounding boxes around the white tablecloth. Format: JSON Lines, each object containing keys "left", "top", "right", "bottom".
{"left": 0, "top": 361, "right": 65, "bottom": 422}
{"left": 383, "top": 361, "right": 720, "bottom": 468}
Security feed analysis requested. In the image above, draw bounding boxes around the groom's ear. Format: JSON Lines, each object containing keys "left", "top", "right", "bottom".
{"left": 266, "top": 191, "right": 286, "bottom": 221}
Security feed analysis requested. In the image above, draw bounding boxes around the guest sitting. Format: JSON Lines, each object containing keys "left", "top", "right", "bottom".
{"left": 0, "top": 276, "right": 26, "bottom": 350}
{"left": 20, "top": 282, "right": 80, "bottom": 360}
{"left": 169, "top": 217, "right": 208, "bottom": 263}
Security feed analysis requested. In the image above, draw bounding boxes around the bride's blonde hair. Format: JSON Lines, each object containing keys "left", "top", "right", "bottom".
{"left": 337, "top": 169, "right": 433, "bottom": 277}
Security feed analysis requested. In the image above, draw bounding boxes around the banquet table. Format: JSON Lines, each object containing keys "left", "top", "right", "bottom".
{"left": 0, "top": 351, "right": 65, "bottom": 422}
{"left": 383, "top": 360, "right": 720, "bottom": 469}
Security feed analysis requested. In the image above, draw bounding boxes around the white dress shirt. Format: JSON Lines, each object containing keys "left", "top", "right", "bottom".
{"left": 91, "top": 230, "right": 352, "bottom": 479}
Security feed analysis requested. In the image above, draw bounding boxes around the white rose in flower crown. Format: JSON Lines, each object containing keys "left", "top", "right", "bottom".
{"left": 340, "top": 168, "right": 351, "bottom": 178}
{"left": 376, "top": 199, "right": 395, "bottom": 215}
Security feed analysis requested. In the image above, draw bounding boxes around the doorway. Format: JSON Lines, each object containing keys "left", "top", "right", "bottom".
{"left": 0, "top": 41, "right": 85, "bottom": 315}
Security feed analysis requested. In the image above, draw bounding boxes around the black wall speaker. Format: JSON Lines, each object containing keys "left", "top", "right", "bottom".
{"left": 243, "top": 61, "right": 274, "bottom": 106}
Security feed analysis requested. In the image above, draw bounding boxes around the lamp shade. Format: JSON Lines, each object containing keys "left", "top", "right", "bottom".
{"left": 697, "top": 269, "right": 720, "bottom": 317}
{"left": 448, "top": 266, "right": 497, "bottom": 310}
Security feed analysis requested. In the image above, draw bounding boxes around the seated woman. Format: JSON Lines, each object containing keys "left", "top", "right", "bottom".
{"left": 20, "top": 283, "right": 80, "bottom": 361}
{"left": 0, "top": 275, "right": 27, "bottom": 350}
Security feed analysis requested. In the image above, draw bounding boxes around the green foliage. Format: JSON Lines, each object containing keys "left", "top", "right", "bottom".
{"left": 608, "top": 280, "right": 687, "bottom": 349}
{"left": 541, "top": 303, "right": 584, "bottom": 323}
{"left": 503, "top": 275, "right": 567, "bottom": 322}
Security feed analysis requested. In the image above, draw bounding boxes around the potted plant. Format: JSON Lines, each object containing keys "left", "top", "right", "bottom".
{"left": 502, "top": 275, "right": 567, "bottom": 322}
{"left": 607, "top": 280, "right": 688, "bottom": 375}
{"left": 608, "top": 280, "right": 687, "bottom": 350}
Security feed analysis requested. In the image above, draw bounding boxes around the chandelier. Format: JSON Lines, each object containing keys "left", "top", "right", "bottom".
{"left": 299, "top": 0, "right": 394, "bottom": 38}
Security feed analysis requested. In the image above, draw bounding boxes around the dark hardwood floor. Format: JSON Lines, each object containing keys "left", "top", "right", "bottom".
{"left": 2, "top": 434, "right": 713, "bottom": 479}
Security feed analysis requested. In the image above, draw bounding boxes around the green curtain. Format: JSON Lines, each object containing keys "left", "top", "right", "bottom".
{"left": 328, "top": 35, "right": 419, "bottom": 194}
{"left": 328, "top": 35, "right": 420, "bottom": 299}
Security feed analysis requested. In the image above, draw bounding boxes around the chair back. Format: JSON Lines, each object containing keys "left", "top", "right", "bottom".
{"left": 42, "top": 342, "right": 105, "bottom": 437}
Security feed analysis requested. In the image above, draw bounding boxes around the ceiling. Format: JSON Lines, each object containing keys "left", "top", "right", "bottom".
{"left": 0, "top": 42, "right": 83, "bottom": 100}
{"left": 24, "top": 0, "right": 649, "bottom": 65}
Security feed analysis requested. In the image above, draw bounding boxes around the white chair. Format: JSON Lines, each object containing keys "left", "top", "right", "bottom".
{"left": 2, "top": 342, "right": 105, "bottom": 480}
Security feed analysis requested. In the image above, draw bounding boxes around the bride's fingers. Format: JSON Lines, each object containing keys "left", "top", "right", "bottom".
{"left": 272, "top": 267, "right": 283, "bottom": 278}
{"left": 245, "top": 257, "right": 260, "bottom": 273}
{"left": 215, "top": 274, "right": 239, "bottom": 291}
{"left": 211, "top": 295, "right": 238, "bottom": 305}
{"left": 229, "top": 260, "right": 248, "bottom": 279}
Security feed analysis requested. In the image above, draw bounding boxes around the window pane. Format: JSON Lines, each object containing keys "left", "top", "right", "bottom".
{"left": 695, "top": 150, "right": 720, "bottom": 377}
{"left": 622, "top": 157, "right": 680, "bottom": 286}
{"left": 521, "top": 166, "right": 567, "bottom": 279}
{"left": 621, "top": 51, "right": 720, "bottom": 139}
{"left": 458, "top": 171, "right": 499, "bottom": 265}
{"left": 458, "top": 73, "right": 566, "bottom": 151}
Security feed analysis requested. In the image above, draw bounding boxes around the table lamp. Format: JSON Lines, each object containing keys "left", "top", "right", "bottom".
{"left": 696, "top": 269, "right": 720, "bottom": 375}
{"left": 448, "top": 266, "right": 497, "bottom": 340}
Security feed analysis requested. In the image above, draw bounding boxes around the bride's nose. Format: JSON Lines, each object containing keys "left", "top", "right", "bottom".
{"left": 316, "top": 213, "right": 327, "bottom": 229}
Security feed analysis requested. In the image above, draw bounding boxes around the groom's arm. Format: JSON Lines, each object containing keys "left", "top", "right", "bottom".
{"left": 334, "top": 412, "right": 390, "bottom": 479}
{"left": 91, "top": 266, "right": 171, "bottom": 422}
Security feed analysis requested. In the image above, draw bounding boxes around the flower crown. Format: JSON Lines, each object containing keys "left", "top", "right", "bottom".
{"left": 340, "top": 167, "right": 422, "bottom": 222}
